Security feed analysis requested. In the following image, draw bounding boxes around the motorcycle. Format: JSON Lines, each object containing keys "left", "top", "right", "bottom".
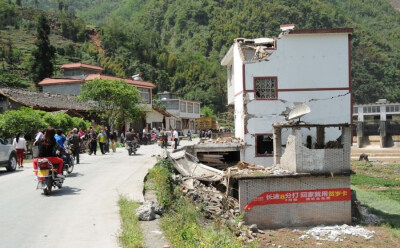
{"left": 35, "top": 158, "right": 64, "bottom": 195}
{"left": 126, "top": 140, "right": 139, "bottom": 155}
{"left": 61, "top": 146, "right": 74, "bottom": 174}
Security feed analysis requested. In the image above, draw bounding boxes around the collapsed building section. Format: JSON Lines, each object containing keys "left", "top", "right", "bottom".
{"left": 236, "top": 123, "right": 352, "bottom": 228}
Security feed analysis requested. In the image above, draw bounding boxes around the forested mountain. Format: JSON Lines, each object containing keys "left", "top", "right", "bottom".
{"left": 2, "top": 0, "right": 400, "bottom": 112}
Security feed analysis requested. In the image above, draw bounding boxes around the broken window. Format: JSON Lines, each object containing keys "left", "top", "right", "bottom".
{"left": 256, "top": 134, "right": 273, "bottom": 157}
{"left": 254, "top": 77, "right": 277, "bottom": 99}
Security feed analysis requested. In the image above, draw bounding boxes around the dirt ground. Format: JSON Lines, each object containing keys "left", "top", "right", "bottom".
{"left": 256, "top": 226, "right": 400, "bottom": 248}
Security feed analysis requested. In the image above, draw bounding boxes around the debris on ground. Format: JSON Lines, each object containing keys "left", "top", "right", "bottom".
{"left": 228, "top": 161, "right": 294, "bottom": 177}
{"left": 135, "top": 201, "right": 164, "bottom": 221}
{"left": 180, "top": 177, "right": 260, "bottom": 242}
{"left": 299, "top": 224, "right": 375, "bottom": 242}
{"left": 360, "top": 206, "right": 383, "bottom": 225}
{"left": 199, "top": 137, "right": 243, "bottom": 144}
{"left": 168, "top": 151, "right": 224, "bottom": 182}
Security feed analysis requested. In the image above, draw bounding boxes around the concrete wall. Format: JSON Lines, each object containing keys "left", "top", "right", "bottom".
{"left": 280, "top": 127, "right": 351, "bottom": 173}
{"left": 42, "top": 83, "right": 83, "bottom": 95}
{"left": 239, "top": 175, "right": 351, "bottom": 228}
{"left": 232, "top": 33, "right": 351, "bottom": 166}
{"left": 0, "top": 98, "right": 22, "bottom": 113}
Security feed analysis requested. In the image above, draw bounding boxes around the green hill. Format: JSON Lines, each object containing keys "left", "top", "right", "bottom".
{"left": 2, "top": 0, "right": 400, "bottom": 111}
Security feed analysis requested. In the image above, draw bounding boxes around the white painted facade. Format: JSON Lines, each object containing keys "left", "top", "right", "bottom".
{"left": 222, "top": 28, "right": 353, "bottom": 166}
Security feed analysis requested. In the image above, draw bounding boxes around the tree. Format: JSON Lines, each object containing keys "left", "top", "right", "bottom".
{"left": 78, "top": 79, "right": 143, "bottom": 130}
{"left": 200, "top": 106, "right": 215, "bottom": 117}
{"left": 0, "top": 107, "right": 46, "bottom": 139}
{"left": 16, "top": 0, "right": 21, "bottom": 6}
{"left": 30, "top": 14, "right": 55, "bottom": 89}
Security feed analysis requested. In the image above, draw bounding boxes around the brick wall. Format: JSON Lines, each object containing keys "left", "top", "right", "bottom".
{"left": 239, "top": 175, "right": 351, "bottom": 228}
{"left": 280, "top": 127, "right": 351, "bottom": 173}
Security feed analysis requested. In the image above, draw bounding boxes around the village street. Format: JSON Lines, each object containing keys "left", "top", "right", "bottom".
{"left": 0, "top": 141, "right": 194, "bottom": 248}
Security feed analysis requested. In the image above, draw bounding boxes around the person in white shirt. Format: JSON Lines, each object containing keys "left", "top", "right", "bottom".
{"left": 12, "top": 132, "right": 27, "bottom": 168}
{"left": 34, "top": 129, "right": 43, "bottom": 145}
{"left": 173, "top": 129, "right": 179, "bottom": 149}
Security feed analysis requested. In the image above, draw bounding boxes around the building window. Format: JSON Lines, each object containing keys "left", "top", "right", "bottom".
{"left": 180, "top": 102, "right": 186, "bottom": 112}
{"left": 188, "top": 103, "right": 193, "bottom": 113}
{"left": 353, "top": 107, "right": 358, "bottom": 114}
{"left": 256, "top": 134, "right": 273, "bottom": 157}
{"left": 363, "top": 106, "right": 380, "bottom": 113}
{"left": 386, "top": 105, "right": 400, "bottom": 112}
{"left": 165, "top": 100, "right": 179, "bottom": 110}
{"left": 254, "top": 77, "right": 277, "bottom": 99}
{"left": 139, "top": 88, "right": 150, "bottom": 104}
{"left": 194, "top": 103, "right": 200, "bottom": 113}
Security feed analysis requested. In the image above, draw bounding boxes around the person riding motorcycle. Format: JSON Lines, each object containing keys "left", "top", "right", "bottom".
{"left": 55, "top": 129, "right": 71, "bottom": 165}
{"left": 33, "top": 127, "right": 65, "bottom": 178}
{"left": 125, "top": 129, "right": 135, "bottom": 143}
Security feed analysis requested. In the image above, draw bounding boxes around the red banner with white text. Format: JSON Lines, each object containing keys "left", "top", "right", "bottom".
{"left": 244, "top": 188, "right": 351, "bottom": 210}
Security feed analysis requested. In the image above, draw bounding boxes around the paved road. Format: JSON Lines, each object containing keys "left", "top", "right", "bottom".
{"left": 0, "top": 142, "right": 171, "bottom": 248}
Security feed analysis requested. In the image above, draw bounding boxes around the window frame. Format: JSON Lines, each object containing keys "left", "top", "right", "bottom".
{"left": 139, "top": 88, "right": 151, "bottom": 104}
{"left": 255, "top": 133, "right": 274, "bottom": 157}
{"left": 253, "top": 77, "right": 278, "bottom": 100}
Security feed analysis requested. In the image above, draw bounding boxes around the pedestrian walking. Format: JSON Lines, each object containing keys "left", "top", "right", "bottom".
{"left": 110, "top": 128, "right": 117, "bottom": 152}
{"left": 121, "top": 132, "right": 125, "bottom": 143}
{"left": 33, "top": 128, "right": 43, "bottom": 158}
{"left": 187, "top": 129, "right": 192, "bottom": 141}
{"left": 173, "top": 129, "right": 179, "bottom": 149}
{"left": 70, "top": 128, "right": 81, "bottom": 164}
{"left": 104, "top": 127, "right": 110, "bottom": 153}
{"left": 98, "top": 130, "right": 106, "bottom": 154}
{"left": 12, "top": 132, "right": 27, "bottom": 168}
{"left": 88, "top": 129, "right": 97, "bottom": 155}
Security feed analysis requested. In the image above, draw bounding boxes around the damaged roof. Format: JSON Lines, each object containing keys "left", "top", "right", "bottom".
{"left": 0, "top": 87, "right": 94, "bottom": 111}
{"left": 221, "top": 27, "right": 353, "bottom": 66}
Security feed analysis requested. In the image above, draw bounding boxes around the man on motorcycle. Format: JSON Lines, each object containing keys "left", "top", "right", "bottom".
{"left": 33, "top": 127, "right": 65, "bottom": 178}
{"left": 55, "top": 129, "right": 71, "bottom": 165}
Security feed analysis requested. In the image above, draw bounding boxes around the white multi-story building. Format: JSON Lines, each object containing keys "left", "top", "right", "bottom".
{"left": 158, "top": 91, "right": 200, "bottom": 133}
{"left": 221, "top": 25, "right": 353, "bottom": 166}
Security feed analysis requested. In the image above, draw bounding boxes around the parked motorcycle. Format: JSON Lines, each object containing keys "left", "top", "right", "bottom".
{"left": 35, "top": 158, "right": 64, "bottom": 195}
{"left": 126, "top": 141, "right": 139, "bottom": 155}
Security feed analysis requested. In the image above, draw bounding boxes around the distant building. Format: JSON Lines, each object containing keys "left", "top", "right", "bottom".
{"left": 353, "top": 99, "right": 400, "bottom": 147}
{"left": 0, "top": 87, "right": 94, "bottom": 119}
{"left": 221, "top": 25, "right": 353, "bottom": 166}
{"left": 38, "top": 63, "right": 156, "bottom": 106}
{"left": 37, "top": 62, "right": 176, "bottom": 132}
{"left": 158, "top": 91, "right": 201, "bottom": 133}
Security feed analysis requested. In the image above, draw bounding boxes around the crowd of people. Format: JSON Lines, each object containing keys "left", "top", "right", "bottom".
{"left": 10, "top": 125, "right": 211, "bottom": 169}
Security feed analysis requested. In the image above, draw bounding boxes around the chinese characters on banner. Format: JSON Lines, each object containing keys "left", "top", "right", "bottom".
{"left": 244, "top": 188, "right": 351, "bottom": 210}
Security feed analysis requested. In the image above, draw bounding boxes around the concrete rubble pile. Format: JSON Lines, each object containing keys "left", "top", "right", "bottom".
{"left": 180, "top": 178, "right": 262, "bottom": 243}
{"left": 360, "top": 206, "right": 383, "bottom": 225}
{"left": 200, "top": 137, "right": 243, "bottom": 144}
{"left": 299, "top": 224, "right": 375, "bottom": 242}
{"left": 228, "top": 161, "right": 294, "bottom": 177}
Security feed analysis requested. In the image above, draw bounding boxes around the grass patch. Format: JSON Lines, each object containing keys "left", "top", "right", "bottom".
{"left": 351, "top": 173, "right": 400, "bottom": 188}
{"left": 352, "top": 185, "right": 400, "bottom": 238}
{"left": 118, "top": 197, "right": 144, "bottom": 248}
{"left": 147, "top": 158, "right": 252, "bottom": 248}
